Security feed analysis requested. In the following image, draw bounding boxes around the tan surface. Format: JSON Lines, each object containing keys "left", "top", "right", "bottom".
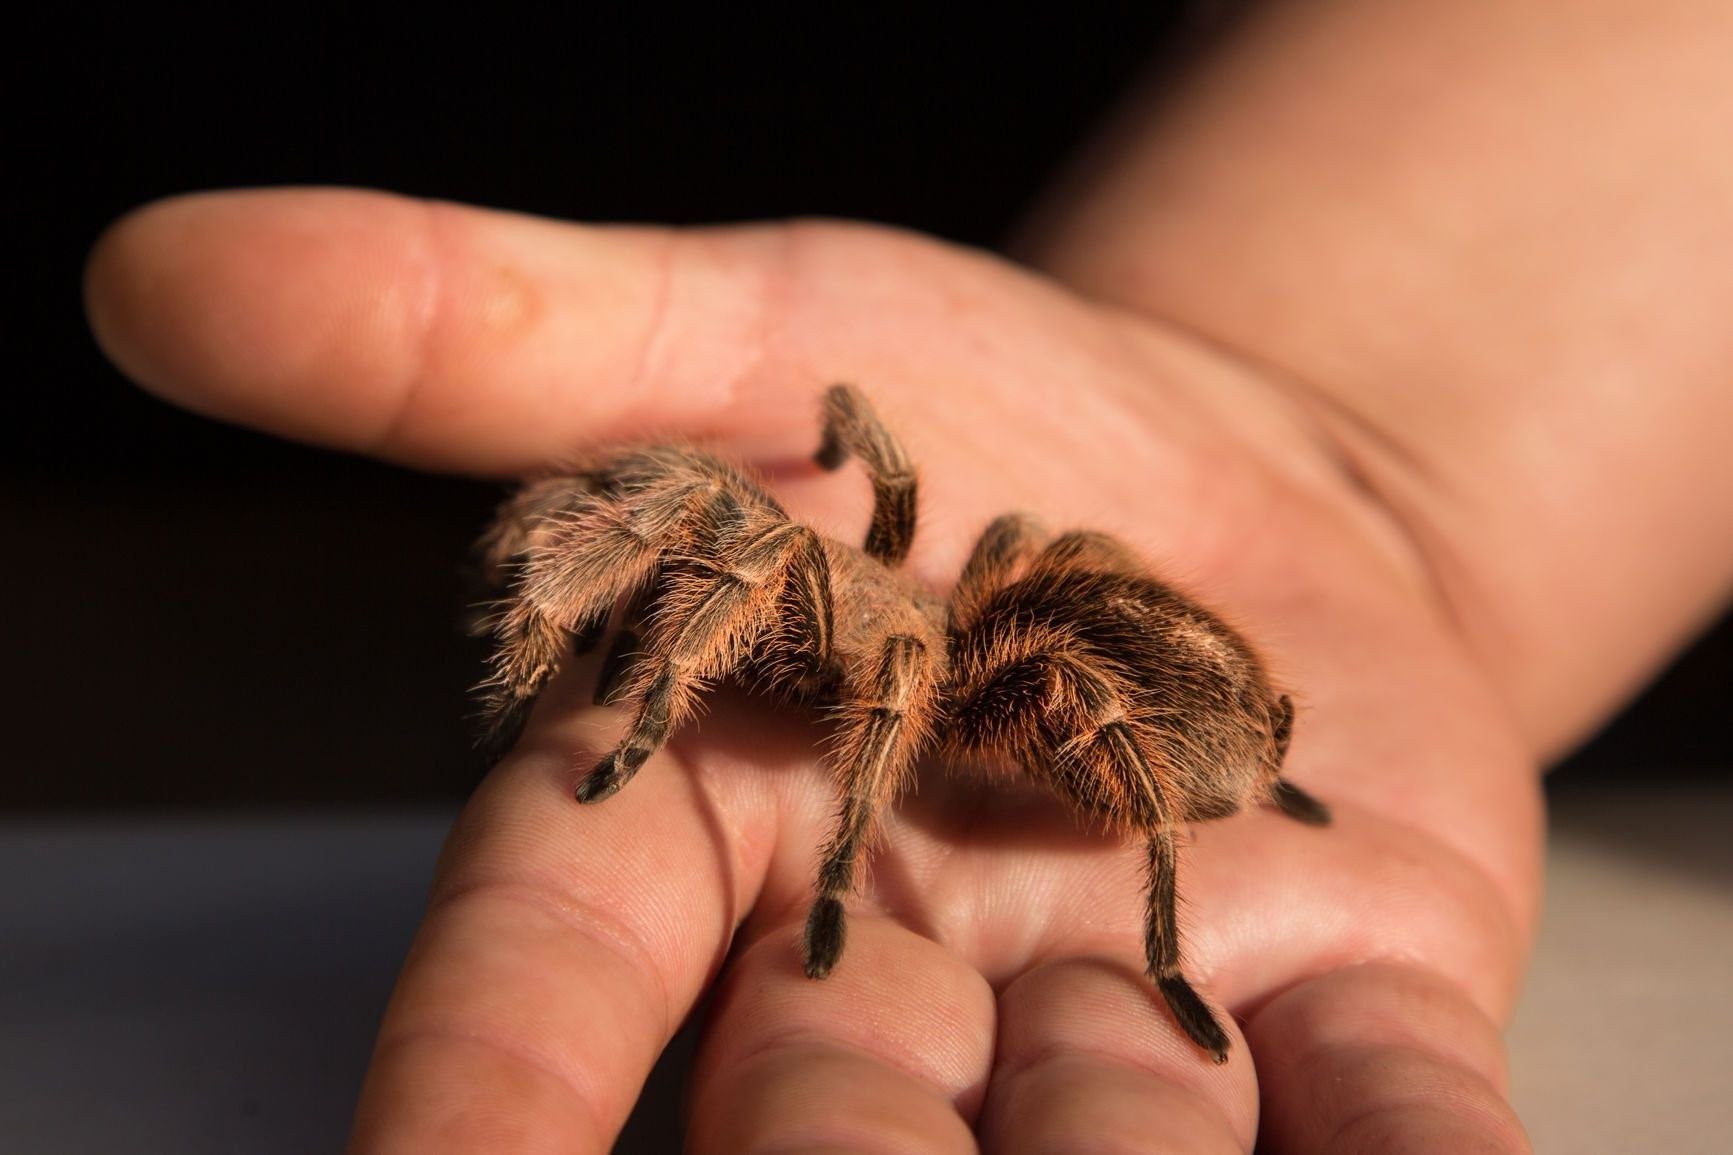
{"left": 1508, "top": 786, "right": 1733, "bottom": 1154}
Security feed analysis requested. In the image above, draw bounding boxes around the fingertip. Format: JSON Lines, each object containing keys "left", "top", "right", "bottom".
{"left": 985, "top": 960, "right": 1256, "bottom": 1153}
{"left": 1249, "top": 963, "right": 1530, "bottom": 1153}
{"left": 86, "top": 187, "right": 441, "bottom": 453}
{"left": 687, "top": 917, "right": 996, "bottom": 1152}
{"left": 1249, "top": 961, "right": 1511, "bottom": 1092}
{"left": 84, "top": 193, "right": 192, "bottom": 405}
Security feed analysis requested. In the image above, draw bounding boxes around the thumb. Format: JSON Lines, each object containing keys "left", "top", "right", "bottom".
{"left": 83, "top": 187, "right": 810, "bottom": 475}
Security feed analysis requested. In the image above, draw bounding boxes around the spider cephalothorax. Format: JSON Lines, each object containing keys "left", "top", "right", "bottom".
{"left": 474, "top": 384, "right": 1330, "bottom": 1064}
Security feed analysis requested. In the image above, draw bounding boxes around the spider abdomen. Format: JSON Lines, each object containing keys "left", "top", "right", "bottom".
{"left": 945, "top": 566, "right": 1285, "bottom": 828}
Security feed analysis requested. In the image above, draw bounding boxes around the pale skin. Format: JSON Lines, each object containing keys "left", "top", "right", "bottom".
{"left": 82, "top": 1, "right": 1733, "bottom": 1150}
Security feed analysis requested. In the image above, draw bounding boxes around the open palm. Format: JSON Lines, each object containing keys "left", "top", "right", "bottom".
{"left": 89, "top": 189, "right": 1537, "bottom": 1152}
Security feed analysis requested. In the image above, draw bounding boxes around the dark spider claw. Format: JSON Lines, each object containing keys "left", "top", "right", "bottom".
{"left": 1156, "top": 975, "right": 1232, "bottom": 1065}
{"left": 575, "top": 753, "right": 627, "bottom": 803}
{"left": 478, "top": 694, "right": 534, "bottom": 768}
{"left": 802, "top": 896, "right": 846, "bottom": 978}
{"left": 577, "top": 742, "right": 658, "bottom": 803}
{"left": 814, "top": 383, "right": 857, "bottom": 470}
{"left": 1272, "top": 778, "right": 1332, "bottom": 827}
{"left": 814, "top": 429, "right": 848, "bottom": 471}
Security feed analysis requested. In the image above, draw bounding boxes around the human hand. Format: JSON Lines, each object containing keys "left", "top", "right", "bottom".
{"left": 87, "top": 188, "right": 1538, "bottom": 1152}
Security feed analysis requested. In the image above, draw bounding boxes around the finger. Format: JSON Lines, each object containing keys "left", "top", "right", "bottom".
{"left": 1247, "top": 962, "right": 1530, "bottom": 1154}
{"left": 980, "top": 958, "right": 1258, "bottom": 1154}
{"left": 83, "top": 187, "right": 808, "bottom": 474}
{"left": 350, "top": 677, "right": 793, "bottom": 1153}
{"left": 685, "top": 913, "right": 996, "bottom": 1154}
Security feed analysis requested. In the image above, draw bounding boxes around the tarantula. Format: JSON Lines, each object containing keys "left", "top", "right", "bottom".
{"left": 474, "top": 384, "right": 1330, "bottom": 1064}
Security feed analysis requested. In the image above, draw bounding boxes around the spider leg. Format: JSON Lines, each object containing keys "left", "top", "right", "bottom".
{"left": 949, "top": 512, "right": 1046, "bottom": 633}
{"left": 759, "top": 531, "right": 836, "bottom": 700}
{"left": 950, "top": 642, "right": 1234, "bottom": 1062}
{"left": 814, "top": 384, "right": 918, "bottom": 565}
{"left": 1266, "top": 695, "right": 1331, "bottom": 826}
{"left": 804, "top": 633, "right": 936, "bottom": 978}
{"left": 1026, "top": 528, "right": 1147, "bottom": 579}
{"left": 948, "top": 521, "right": 1150, "bottom": 637}
{"left": 475, "top": 488, "right": 709, "bottom": 761}
{"left": 464, "top": 477, "right": 602, "bottom": 640}
{"left": 600, "top": 527, "right": 836, "bottom": 709}
{"left": 473, "top": 475, "right": 600, "bottom": 589}
{"left": 1063, "top": 663, "right": 1232, "bottom": 1062}
{"left": 475, "top": 456, "right": 770, "bottom": 762}
{"left": 475, "top": 596, "right": 575, "bottom": 764}
{"left": 1144, "top": 828, "right": 1231, "bottom": 1063}
{"left": 1272, "top": 779, "right": 1331, "bottom": 826}
{"left": 578, "top": 518, "right": 824, "bottom": 803}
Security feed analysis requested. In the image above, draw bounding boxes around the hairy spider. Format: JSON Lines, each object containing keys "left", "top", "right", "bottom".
{"left": 473, "top": 384, "right": 1330, "bottom": 1064}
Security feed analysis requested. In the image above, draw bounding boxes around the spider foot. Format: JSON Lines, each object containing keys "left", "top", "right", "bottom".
{"left": 1156, "top": 974, "right": 1231, "bottom": 1065}
{"left": 802, "top": 896, "right": 846, "bottom": 978}
{"left": 1273, "top": 778, "right": 1332, "bottom": 827}
{"left": 575, "top": 750, "right": 641, "bottom": 804}
{"left": 477, "top": 693, "right": 534, "bottom": 768}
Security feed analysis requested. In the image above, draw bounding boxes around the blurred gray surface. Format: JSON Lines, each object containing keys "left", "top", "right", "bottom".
{"left": 1507, "top": 786, "right": 1733, "bottom": 1155}
{"left": 0, "top": 814, "right": 449, "bottom": 1153}
{"left": 1, "top": 788, "right": 1728, "bottom": 1153}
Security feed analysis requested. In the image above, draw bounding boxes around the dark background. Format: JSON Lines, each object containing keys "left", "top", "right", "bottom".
{"left": 11, "top": 4, "right": 1728, "bottom": 811}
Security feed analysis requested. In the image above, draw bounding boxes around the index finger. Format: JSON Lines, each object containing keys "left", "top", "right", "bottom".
{"left": 83, "top": 188, "right": 794, "bottom": 475}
